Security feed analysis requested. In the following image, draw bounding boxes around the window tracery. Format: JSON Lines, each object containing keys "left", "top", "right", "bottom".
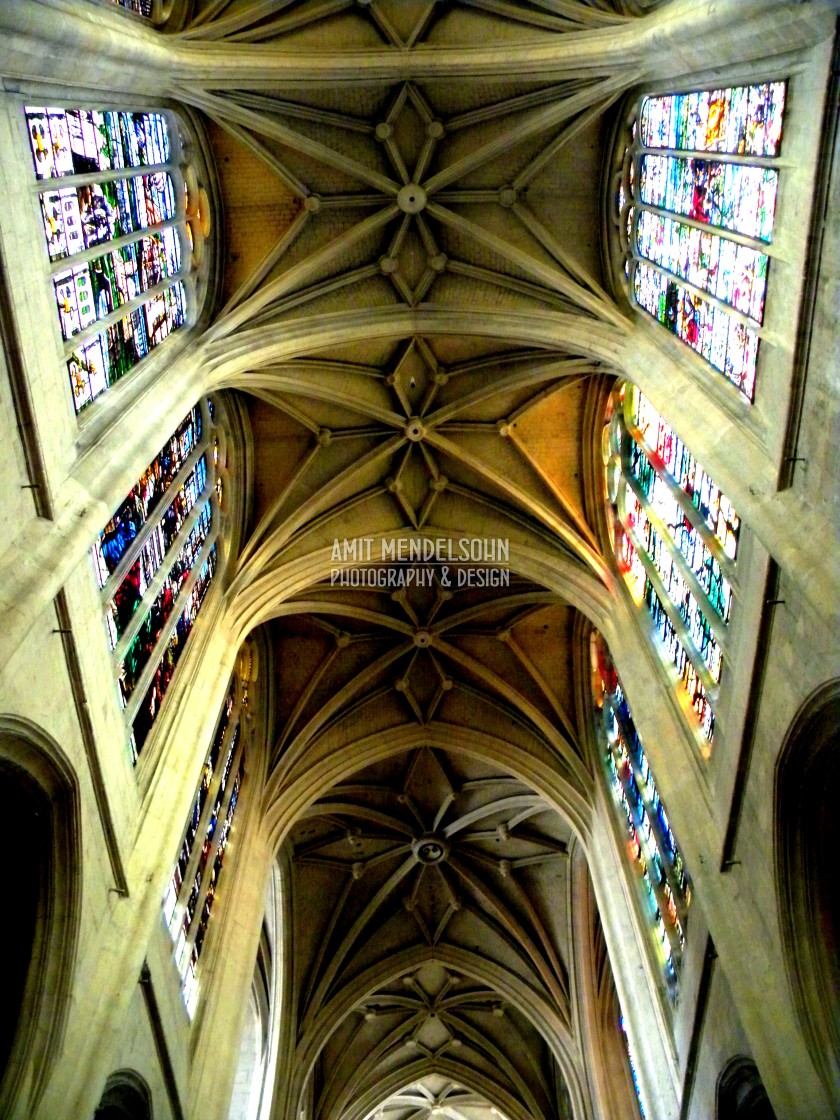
{"left": 604, "top": 384, "right": 740, "bottom": 748}
{"left": 615, "top": 83, "right": 787, "bottom": 401}
{"left": 91, "top": 398, "right": 229, "bottom": 761}
{"left": 25, "top": 106, "right": 207, "bottom": 412}
{"left": 162, "top": 675, "right": 247, "bottom": 1018}
{"left": 591, "top": 633, "right": 691, "bottom": 1002}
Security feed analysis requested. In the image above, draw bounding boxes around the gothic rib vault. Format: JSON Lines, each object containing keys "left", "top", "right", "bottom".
{"left": 3, "top": 1, "right": 839, "bottom": 1119}
{"left": 179, "top": 4, "right": 641, "bottom": 1116}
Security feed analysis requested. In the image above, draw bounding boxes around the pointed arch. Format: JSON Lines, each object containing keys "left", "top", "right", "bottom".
{"left": 0, "top": 716, "right": 81, "bottom": 1119}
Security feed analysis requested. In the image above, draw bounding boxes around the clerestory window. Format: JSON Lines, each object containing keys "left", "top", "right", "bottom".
{"left": 24, "top": 105, "right": 209, "bottom": 412}
{"left": 91, "top": 398, "right": 228, "bottom": 761}
{"left": 591, "top": 632, "right": 691, "bottom": 1002}
{"left": 616, "top": 82, "right": 787, "bottom": 401}
{"left": 162, "top": 674, "right": 247, "bottom": 1018}
{"left": 604, "top": 383, "right": 740, "bottom": 748}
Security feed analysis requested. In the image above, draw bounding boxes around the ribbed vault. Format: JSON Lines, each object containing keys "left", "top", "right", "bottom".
{"left": 186, "top": 4, "right": 637, "bottom": 1119}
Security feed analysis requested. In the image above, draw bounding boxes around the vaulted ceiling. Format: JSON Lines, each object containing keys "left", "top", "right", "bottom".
{"left": 176, "top": 1, "right": 636, "bottom": 1117}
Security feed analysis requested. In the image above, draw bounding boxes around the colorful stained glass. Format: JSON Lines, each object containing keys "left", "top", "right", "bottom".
{"left": 163, "top": 684, "right": 236, "bottom": 931}
{"left": 91, "top": 405, "right": 202, "bottom": 588}
{"left": 105, "top": 495, "right": 210, "bottom": 650}
{"left": 39, "top": 174, "right": 176, "bottom": 262}
{"left": 632, "top": 389, "right": 740, "bottom": 560}
{"left": 629, "top": 448, "right": 732, "bottom": 623}
{"left": 639, "top": 155, "right": 779, "bottom": 242}
{"left": 163, "top": 677, "right": 245, "bottom": 1017}
{"left": 118, "top": 507, "right": 213, "bottom": 701}
{"left": 67, "top": 280, "right": 186, "bottom": 411}
{"left": 130, "top": 545, "right": 217, "bottom": 759}
{"left": 625, "top": 84, "right": 787, "bottom": 400}
{"left": 639, "top": 561, "right": 715, "bottom": 741}
{"left": 639, "top": 83, "right": 786, "bottom": 156}
{"left": 635, "top": 210, "right": 768, "bottom": 322}
{"left": 25, "top": 107, "right": 170, "bottom": 180}
{"left": 593, "top": 638, "right": 691, "bottom": 999}
{"left": 625, "top": 486, "right": 723, "bottom": 682}
{"left": 53, "top": 228, "right": 181, "bottom": 339}
{"left": 633, "top": 262, "right": 758, "bottom": 401}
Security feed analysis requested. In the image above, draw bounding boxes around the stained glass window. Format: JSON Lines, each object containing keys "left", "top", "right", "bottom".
{"left": 163, "top": 677, "right": 247, "bottom": 1017}
{"left": 25, "top": 106, "right": 190, "bottom": 413}
{"left": 620, "top": 1016, "right": 647, "bottom": 1119}
{"left": 605, "top": 385, "right": 740, "bottom": 748}
{"left": 91, "top": 401, "right": 222, "bottom": 762}
{"left": 619, "top": 82, "right": 787, "bottom": 401}
{"left": 592, "top": 634, "right": 691, "bottom": 1002}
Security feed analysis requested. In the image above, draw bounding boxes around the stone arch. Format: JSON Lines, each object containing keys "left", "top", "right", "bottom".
{"left": 716, "top": 1057, "right": 776, "bottom": 1119}
{"left": 0, "top": 716, "right": 81, "bottom": 1119}
{"left": 775, "top": 681, "right": 840, "bottom": 1108}
{"left": 93, "top": 1068, "right": 154, "bottom": 1120}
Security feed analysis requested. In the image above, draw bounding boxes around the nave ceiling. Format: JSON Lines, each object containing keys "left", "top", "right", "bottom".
{"left": 170, "top": 1, "right": 636, "bottom": 1117}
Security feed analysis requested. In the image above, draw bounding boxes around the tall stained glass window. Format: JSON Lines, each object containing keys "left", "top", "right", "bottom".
{"left": 163, "top": 675, "right": 247, "bottom": 1017}
{"left": 604, "top": 384, "right": 740, "bottom": 748}
{"left": 591, "top": 633, "right": 691, "bottom": 1002}
{"left": 616, "top": 82, "right": 787, "bottom": 401}
{"left": 92, "top": 398, "right": 227, "bottom": 761}
{"left": 25, "top": 106, "right": 191, "bottom": 412}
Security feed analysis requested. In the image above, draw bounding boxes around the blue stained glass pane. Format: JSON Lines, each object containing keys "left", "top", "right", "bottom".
{"left": 105, "top": 495, "right": 211, "bottom": 650}
{"left": 118, "top": 503, "right": 213, "bottom": 701}
{"left": 39, "top": 174, "right": 176, "bottom": 263}
{"left": 592, "top": 639, "right": 691, "bottom": 1000}
{"left": 629, "top": 446, "right": 732, "bottom": 623}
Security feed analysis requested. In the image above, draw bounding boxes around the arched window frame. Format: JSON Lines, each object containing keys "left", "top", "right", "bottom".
{"left": 0, "top": 718, "right": 81, "bottom": 1119}
{"left": 606, "top": 79, "right": 791, "bottom": 407}
{"left": 161, "top": 662, "right": 251, "bottom": 1019}
{"left": 590, "top": 632, "right": 692, "bottom": 1006}
{"left": 93, "top": 1069, "right": 153, "bottom": 1120}
{"left": 19, "top": 97, "right": 213, "bottom": 416}
{"left": 90, "top": 394, "right": 234, "bottom": 764}
{"left": 603, "top": 381, "right": 746, "bottom": 752}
